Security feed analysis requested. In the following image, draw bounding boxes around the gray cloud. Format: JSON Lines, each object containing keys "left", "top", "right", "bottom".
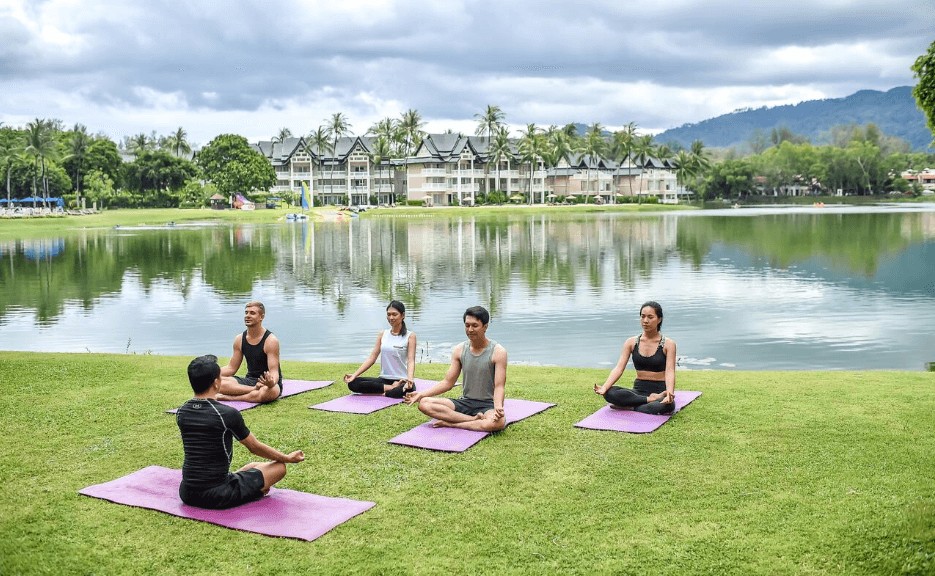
{"left": 1, "top": 0, "right": 932, "bottom": 142}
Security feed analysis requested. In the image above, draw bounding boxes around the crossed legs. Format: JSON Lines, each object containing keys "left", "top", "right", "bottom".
{"left": 217, "top": 376, "right": 281, "bottom": 403}
{"left": 239, "top": 461, "right": 286, "bottom": 494}
{"left": 417, "top": 397, "right": 506, "bottom": 432}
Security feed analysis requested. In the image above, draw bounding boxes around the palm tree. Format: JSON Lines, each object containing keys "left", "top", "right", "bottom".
{"left": 325, "top": 113, "right": 351, "bottom": 202}
{"left": 128, "top": 132, "right": 150, "bottom": 154}
{"left": 547, "top": 128, "right": 574, "bottom": 198}
{"left": 561, "top": 123, "right": 579, "bottom": 140}
{"left": 488, "top": 127, "right": 512, "bottom": 203}
{"left": 611, "top": 123, "right": 637, "bottom": 203}
{"left": 165, "top": 126, "right": 192, "bottom": 158}
{"left": 273, "top": 127, "right": 292, "bottom": 144}
{"left": 579, "top": 123, "right": 607, "bottom": 203}
{"left": 518, "top": 123, "right": 544, "bottom": 204}
{"left": 306, "top": 126, "right": 332, "bottom": 205}
{"left": 367, "top": 117, "right": 400, "bottom": 153}
{"left": 24, "top": 118, "right": 57, "bottom": 205}
{"left": 67, "top": 123, "right": 91, "bottom": 201}
{"left": 690, "top": 139, "right": 711, "bottom": 172}
{"left": 397, "top": 109, "right": 425, "bottom": 200}
{"left": 0, "top": 139, "right": 18, "bottom": 204}
{"left": 632, "top": 134, "right": 655, "bottom": 204}
{"left": 474, "top": 105, "right": 505, "bottom": 194}
{"left": 369, "top": 136, "right": 394, "bottom": 204}
{"left": 673, "top": 150, "right": 696, "bottom": 200}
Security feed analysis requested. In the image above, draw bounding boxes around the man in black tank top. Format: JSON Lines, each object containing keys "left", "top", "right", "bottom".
{"left": 217, "top": 301, "right": 283, "bottom": 403}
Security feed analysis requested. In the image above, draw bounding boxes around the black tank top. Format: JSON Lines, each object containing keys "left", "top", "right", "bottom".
{"left": 632, "top": 334, "right": 667, "bottom": 372}
{"left": 242, "top": 330, "right": 274, "bottom": 379}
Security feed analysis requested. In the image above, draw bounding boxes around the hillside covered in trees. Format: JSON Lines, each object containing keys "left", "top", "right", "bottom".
{"left": 655, "top": 86, "right": 933, "bottom": 152}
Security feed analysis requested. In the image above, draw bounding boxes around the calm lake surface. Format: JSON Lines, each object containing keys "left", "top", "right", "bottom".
{"left": 2, "top": 205, "right": 934, "bottom": 371}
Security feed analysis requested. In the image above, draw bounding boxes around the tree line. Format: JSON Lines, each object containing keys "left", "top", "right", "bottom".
{"left": 2, "top": 108, "right": 933, "bottom": 210}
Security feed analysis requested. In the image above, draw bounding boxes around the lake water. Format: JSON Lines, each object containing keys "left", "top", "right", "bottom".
{"left": 1, "top": 205, "right": 934, "bottom": 371}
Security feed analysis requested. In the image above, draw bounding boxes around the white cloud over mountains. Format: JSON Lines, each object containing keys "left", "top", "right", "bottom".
{"left": 1, "top": 0, "right": 932, "bottom": 146}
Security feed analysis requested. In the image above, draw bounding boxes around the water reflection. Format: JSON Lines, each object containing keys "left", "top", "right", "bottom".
{"left": 1, "top": 207, "right": 933, "bottom": 370}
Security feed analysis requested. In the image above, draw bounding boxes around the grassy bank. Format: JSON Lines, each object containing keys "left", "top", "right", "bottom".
{"left": 1, "top": 351, "right": 933, "bottom": 575}
{"left": 0, "top": 207, "right": 303, "bottom": 238}
{"left": 0, "top": 204, "right": 692, "bottom": 238}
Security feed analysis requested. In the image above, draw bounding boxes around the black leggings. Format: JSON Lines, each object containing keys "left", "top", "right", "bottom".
{"left": 347, "top": 376, "right": 399, "bottom": 394}
{"left": 604, "top": 379, "right": 674, "bottom": 415}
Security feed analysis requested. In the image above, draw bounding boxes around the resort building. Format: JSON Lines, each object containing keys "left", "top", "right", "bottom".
{"left": 252, "top": 133, "right": 687, "bottom": 206}
{"left": 901, "top": 169, "right": 935, "bottom": 194}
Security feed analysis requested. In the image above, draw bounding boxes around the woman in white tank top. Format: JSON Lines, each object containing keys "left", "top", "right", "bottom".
{"left": 343, "top": 301, "right": 417, "bottom": 397}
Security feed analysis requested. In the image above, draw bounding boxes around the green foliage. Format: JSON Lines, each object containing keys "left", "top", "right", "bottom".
{"left": 912, "top": 40, "right": 935, "bottom": 146}
{"left": 196, "top": 134, "right": 275, "bottom": 197}
{"left": 122, "top": 150, "right": 199, "bottom": 206}
{"left": 1, "top": 352, "right": 934, "bottom": 574}
{"left": 483, "top": 190, "right": 507, "bottom": 205}
{"left": 82, "top": 168, "right": 116, "bottom": 207}
{"left": 178, "top": 180, "right": 216, "bottom": 208}
{"left": 699, "top": 159, "right": 755, "bottom": 199}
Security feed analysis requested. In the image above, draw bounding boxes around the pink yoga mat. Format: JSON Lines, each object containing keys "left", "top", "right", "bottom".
{"left": 310, "top": 378, "right": 436, "bottom": 414}
{"left": 166, "top": 379, "right": 333, "bottom": 413}
{"left": 389, "top": 398, "right": 555, "bottom": 452}
{"left": 79, "top": 466, "right": 374, "bottom": 541}
{"left": 574, "top": 390, "right": 702, "bottom": 433}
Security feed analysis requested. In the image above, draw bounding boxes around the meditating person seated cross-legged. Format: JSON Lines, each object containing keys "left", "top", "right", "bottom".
{"left": 593, "top": 300, "right": 676, "bottom": 415}
{"left": 344, "top": 300, "right": 417, "bottom": 399}
{"left": 216, "top": 300, "right": 283, "bottom": 404}
{"left": 404, "top": 305, "right": 507, "bottom": 431}
{"left": 176, "top": 355, "right": 304, "bottom": 509}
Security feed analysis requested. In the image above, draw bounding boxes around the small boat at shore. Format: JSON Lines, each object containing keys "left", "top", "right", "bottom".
{"left": 284, "top": 213, "right": 308, "bottom": 221}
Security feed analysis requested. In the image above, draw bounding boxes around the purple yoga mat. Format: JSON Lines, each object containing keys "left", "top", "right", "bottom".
{"left": 310, "top": 378, "right": 435, "bottom": 414}
{"left": 166, "top": 379, "right": 333, "bottom": 413}
{"left": 574, "top": 390, "right": 702, "bottom": 433}
{"left": 79, "top": 465, "right": 374, "bottom": 541}
{"left": 389, "top": 398, "right": 555, "bottom": 452}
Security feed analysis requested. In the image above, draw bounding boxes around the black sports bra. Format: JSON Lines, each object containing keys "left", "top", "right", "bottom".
{"left": 632, "top": 334, "right": 666, "bottom": 372}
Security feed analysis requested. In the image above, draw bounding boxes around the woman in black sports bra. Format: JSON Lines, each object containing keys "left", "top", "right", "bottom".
{"left": 593, "top": 301, "right": 676, "bottom": 414}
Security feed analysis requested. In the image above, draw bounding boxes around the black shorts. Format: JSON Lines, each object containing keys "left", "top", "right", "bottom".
{"left": 234, "top": 375, "right": 284, "bottom": 394}
{"left": 179, "top": 468, "right": 265, "bottom": 509}
{"left": 451, "top": 397, "right": 495, "bottom": 416}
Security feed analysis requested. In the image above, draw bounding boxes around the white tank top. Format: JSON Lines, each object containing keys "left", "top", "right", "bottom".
{"left": 379, "top": 329, "right": 410, "bottom": 379}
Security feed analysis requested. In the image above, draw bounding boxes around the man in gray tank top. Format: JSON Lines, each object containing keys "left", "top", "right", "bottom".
{"left": 405, "top": 306, "right": 507, "bottom": 431}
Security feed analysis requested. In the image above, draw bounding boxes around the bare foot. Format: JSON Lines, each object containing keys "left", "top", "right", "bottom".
{"left": 647, "top": 392, "right": 666, "bottom": 403}
{"left": 607, "top": 403, "right": 633, "bottom": 411}
{"left": 431, "top": 420, "right": 451, "bottom": 428}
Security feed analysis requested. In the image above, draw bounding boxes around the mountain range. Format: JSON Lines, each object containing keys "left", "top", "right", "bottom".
{"left": 652, "top": 86, "right": 933, "bottom": 152}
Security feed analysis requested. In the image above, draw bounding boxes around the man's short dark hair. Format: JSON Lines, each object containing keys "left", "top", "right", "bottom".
{"left": 463, "top": 305, "right": 490, "bottom": 326}
{"left": 188, "top": 355, "right": 221, "bottom": 394}
{"left": 246, "top": 301, "right": 265, "bottom": 315}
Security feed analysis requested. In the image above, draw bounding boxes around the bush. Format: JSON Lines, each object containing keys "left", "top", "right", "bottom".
{"left": 405, "top": 199, "right": 425, "bottom": 206}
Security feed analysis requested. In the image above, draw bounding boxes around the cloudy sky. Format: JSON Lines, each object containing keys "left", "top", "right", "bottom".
{"left": 1, "top": 0, "right": 932, "bottom": 148}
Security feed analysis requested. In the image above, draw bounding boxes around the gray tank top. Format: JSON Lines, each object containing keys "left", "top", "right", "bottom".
{"left": 460, "top": 339, "right": 497, "bottom": 401}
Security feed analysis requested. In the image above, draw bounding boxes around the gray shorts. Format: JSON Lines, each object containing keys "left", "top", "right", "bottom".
{"left": 451, "top": 397, "right": 495, "bottom": 416}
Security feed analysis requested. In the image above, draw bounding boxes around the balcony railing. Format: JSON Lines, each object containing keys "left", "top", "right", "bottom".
{"left": 419, "top": 168, "right": 448, "bottom": 176}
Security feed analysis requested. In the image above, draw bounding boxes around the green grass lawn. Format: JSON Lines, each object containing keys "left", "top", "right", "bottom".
{"left": 0, "top": 203, "right": 692, "bottom": 238}
{"left": 1, "top": 352, "right": 933, "bottom": 575}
